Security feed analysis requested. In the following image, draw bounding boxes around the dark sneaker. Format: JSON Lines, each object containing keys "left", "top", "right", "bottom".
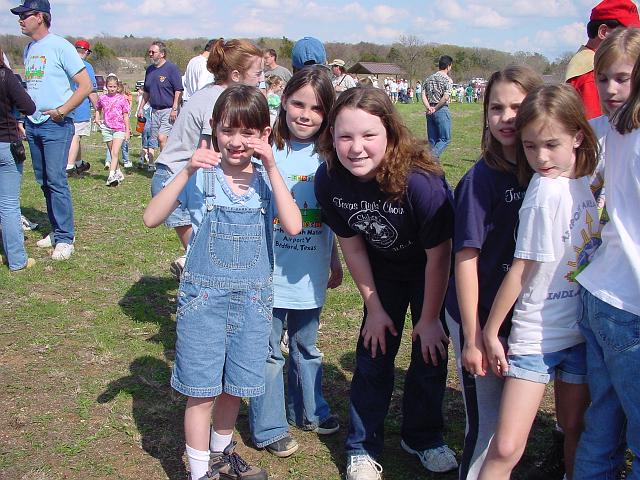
{"left": 210, "top": 442, "right": 267, "bottom": 480}
{"left": 314, "top": 415, "right": 340, "bottom": 435}
{"left": 197, "top": 470, "right": 220, "bottom": 480}
{"left": 76, "top": 160, "right": 91, "bottom": 174}
{"left": 520, "top": 428, "right": 565, "bottom": 480}
{"left": 66, "top": 166, "right": 78, "bottom": 177}
{"left": 265, "top": 434, "right": 299, "bottom": 458}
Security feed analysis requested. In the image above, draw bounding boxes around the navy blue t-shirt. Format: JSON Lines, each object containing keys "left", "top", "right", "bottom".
{"left": 143, "top": 61, "right": 183, "bottom": 110}
{"left": 445, "top": 158, "right": 525, "bottom": 337}
{"left": 314, "top": 163, "right": 454, "bottom": 280}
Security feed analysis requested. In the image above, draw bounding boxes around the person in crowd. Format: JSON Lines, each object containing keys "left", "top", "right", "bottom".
{"left": 266, "top": 74, "right": 284, "bottom": 126}
{"left": 291, "top": 37, "right": 327, "bottom": 73}
{"left": 444, "top": 65, "right": 543, "bottom": 479}
{"left": 136, "top": 40, "right": 183, "bottom": 151}
{"left": 95, "top": 74, "right": 130, "bottom": 186}
{"left": 11, "top": 0, "right": 92, "bottom": 261}
{"left": 263, "top": 48, "right": 292, "bottom": 84}
{"left": 315, "top": 87, "right": 457, "bottom": 480}
{"left": 329, "top": 59, "right": 357, "bottom": 94}
{"left": 573, "top": 30, "right": 640, "bottom": 480}
{"left": 150, "top": 38, "right": 264, "bottom": 279}
{"left": 423, "top": 55, "right": 454, "bottom": 159}
{"left": 249, "top": 66, "right": 342, "bottom": 459}
{"left": 0, "top": 45, "right": 36, "bottom": 271}
{"left": 182, "top": 39, "right": 215, "bottom": 103}
{"left": 565, "top": 0, "right": 640, "bottom": 119}
{"left": 143, "top": 84, "right": 301, "bottom": 480}
{"left": 65, "top": 39, "right": 97, "bottom": 177}
{"left": 479, "top": 85, "right": 599, "bottom": 480}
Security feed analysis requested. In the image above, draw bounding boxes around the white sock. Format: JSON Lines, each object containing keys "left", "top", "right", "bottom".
{"left": 75, "top": 160, "right": 83, "bottom": 167}
{"left": 186, "top": 444, "right": 210, "bottom": 480}
{"left": 210, "top": 430, "right": 233, "bottom": 453}
{"left": 66, "top": 164, "right": 75, "bottom": 170}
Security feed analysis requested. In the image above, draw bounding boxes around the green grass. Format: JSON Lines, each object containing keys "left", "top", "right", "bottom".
{"left": 0, "top": 102, "right": 561, "bottom": 479}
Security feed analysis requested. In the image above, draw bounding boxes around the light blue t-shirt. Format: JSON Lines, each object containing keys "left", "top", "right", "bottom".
{"left": 273, "top": 142, "right": 334, "bottom": 309}
{"left": 178, "top": 164, "right": 275, "bottom": 240}
{"left": 23, "top": 33, "right": 86, "bottom": 124}
{"left": 72, "top": 60, "right": 97, "bottom": 122}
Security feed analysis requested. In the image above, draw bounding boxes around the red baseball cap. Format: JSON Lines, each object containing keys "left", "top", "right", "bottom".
{"left": 591, "top": 0, "right": 640, "bottom": 27}
{"left": 74, "top": 39, "right": 92, "bottom": 53}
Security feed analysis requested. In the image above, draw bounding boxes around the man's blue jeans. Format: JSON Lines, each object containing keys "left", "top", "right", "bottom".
{"left": 26, "top": 118, "right": 75, "bottom": 244}
{"left": 345, "top": 275, "right": 448, "bottom": 459}
{"left": 575, "top": 289, "right": 640, "bottom": 480}
{"left": 249, "top": 307, "right": 332, "bottom": 447}
{"left": 0, "top": 142, "right": 27, "bottom": 270}
{"left": 427, "top": 106, "right": 451, "bottom": 158}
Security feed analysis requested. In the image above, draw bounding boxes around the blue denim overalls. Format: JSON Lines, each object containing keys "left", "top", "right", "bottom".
{"left": 171, "top": 165, "right": 274, "bottom": 399}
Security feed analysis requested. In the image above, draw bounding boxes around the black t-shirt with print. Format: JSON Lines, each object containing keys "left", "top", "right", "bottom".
{"left": 314, "top": 162, "right": 454, "bottom": 280}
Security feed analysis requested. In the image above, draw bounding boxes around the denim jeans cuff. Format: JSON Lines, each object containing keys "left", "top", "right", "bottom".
{"left": 253, "top": 430, "right": 290, "bottom": 449}
{"left": 346, "top": 449, "right": 375, "bottom": 459}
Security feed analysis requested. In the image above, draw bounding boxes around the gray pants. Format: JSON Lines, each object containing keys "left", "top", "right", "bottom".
{"left": 445, "top": 310, "right": 505, "bottom": 480}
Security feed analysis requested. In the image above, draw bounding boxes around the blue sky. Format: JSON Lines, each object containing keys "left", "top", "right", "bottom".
{"left": 0, "top": 0, "right": 628, "bottom": 60}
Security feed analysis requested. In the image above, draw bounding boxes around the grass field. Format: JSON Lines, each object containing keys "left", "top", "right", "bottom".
{"left": 1, "top": 100, "right": 561, "bottom": 479}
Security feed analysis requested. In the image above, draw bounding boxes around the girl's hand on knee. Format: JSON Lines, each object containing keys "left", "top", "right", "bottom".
{"left": 484, "top": 334, "right": 508, "bottom": 377}
{"left": 362, "top": 309, "right": 398, "bottom": 358}
{"left": 411, "top": 319, "right": 449, "bottom": 365}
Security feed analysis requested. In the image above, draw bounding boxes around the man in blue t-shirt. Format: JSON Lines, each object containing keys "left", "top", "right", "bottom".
{"left": 66, "top": 39, "right": 98, "bottom": 177}
{"left": 136, "top": 41, "right": 183, "bottom": 151}
{"left": 11, "top": 0, "right": 92, "bottom": 261}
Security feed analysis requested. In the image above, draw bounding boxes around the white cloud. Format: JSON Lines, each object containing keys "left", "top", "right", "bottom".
{"left": 100, "top": 2, "right": 129, "bottom": 13}
{"left": 341, "top": 2, "right": 408, "bottom": 25}
{"left": 491, "top": 0, "right": 577, "bottom": 18}
{"left": 137, "top": 0, "right": 198, "bottom": 16}
{"left": 443, "top": 1, "right": 511, "bottom": 28}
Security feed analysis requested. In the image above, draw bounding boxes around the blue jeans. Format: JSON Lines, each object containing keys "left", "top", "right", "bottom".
{"left": 0, "top": 142, "right": 27, "bottom": 270}
{"left": 25, "top": 118, "right": 75, "bottom": 244}
{"left": 346, "top": 275, "right": 448, "bottom": 459}
{"left": 249, "top": 307, "right": 331, "bottom": 447}
{"left": 426, "top": 106, "right": 451, "bottom": 158}
{"left": 575, "top": 289, "right": 640, "bottom": 480}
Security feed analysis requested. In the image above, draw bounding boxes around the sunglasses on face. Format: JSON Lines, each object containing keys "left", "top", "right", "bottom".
{"left": 148, "top": 50, "right": 159, "bottom": 55}
{"left": 18, "top": 11, "right": 37, "bottom": 20}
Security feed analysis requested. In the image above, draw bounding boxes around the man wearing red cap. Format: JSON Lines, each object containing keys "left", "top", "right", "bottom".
{"left": 66, "top": 39, "right": 98, "bottom": 177}
{"left": 565, "top": 0, "right": 640, "bottom": 119}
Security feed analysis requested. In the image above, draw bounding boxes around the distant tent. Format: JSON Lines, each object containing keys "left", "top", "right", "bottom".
{"left": 348, "top": 62, "right": 406, "bottom": 78}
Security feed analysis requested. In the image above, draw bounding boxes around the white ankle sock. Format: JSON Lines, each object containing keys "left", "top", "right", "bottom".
{"left": 75, "top": 160, "right": 83, "bottom": 167}
{"left": 210, "top": 430, "right": 233, "bottom": 452}
{"left": 186, "top": 444, "right": 210, "bottom": 480}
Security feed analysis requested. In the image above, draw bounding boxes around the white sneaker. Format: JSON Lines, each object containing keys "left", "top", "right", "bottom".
{"left": 21, "top": 215, "right": 38, "bottom": 231}
{"left": 106, "top": 171, "right": 119, "bottom": 186}
{"left": 51, "top": 242, "right": 74, "bottom": 261}
{"left": 115, "top": 169, "right": 125, "bottom": 182}
{"left": 400, "top": 440, "right": 458, "bottom": 473}
{"left": 123, "top": 160, "right": 133, "bottom": 168}
{"left": 36, "top": 234, "right": 54, "bottom": 248}
{"left": 170, "top": 255, "right": 186, "bottom": 279}
{"left": 345, "top": 454, "right": 382, "bottom": 480}
{"left": 104, "top": 162, "right": 110, "bottom": 170}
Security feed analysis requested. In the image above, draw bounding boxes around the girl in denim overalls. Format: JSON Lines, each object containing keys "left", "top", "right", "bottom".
{"left": 144, "top": 85, "right": 302, "bottom": 480}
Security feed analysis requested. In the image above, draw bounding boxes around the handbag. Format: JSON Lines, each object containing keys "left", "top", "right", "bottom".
{"left": 0, "top": 68, "right": 27, "bottom": 163}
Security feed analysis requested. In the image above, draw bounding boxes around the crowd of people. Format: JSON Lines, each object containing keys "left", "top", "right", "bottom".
{"left": 1, "top": 1, "right": 640, "bottom": 480}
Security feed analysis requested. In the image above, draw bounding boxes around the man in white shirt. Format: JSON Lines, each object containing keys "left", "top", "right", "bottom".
{"left": 329, "top": 59, "right": 356, "bottom": 94}
{"left": 181, "top": 39, "right": 215, "bottom": 103}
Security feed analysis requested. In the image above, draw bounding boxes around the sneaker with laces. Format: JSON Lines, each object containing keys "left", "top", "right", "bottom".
{"left": 21, "top": 215, "right": 38, "bottom": 231}
{"left": 197, "top": 470, "right": 220, "bottom": 480}
{"left": 66, "top": 166, "right": 78, "bottom": 177}
{"left": 51, "top": 242, "right": 74, "bottom": 261}
{"left": 115, "top": 169, "right": 125, "bottom": 182}
{"left": 264, "top": 434, "right": 298, "bottom": 458}
{"left": 346, "top": 454, "right": 383, "bottom": 480}
{"left": 36, "top": 234, "right": 54, "bottom": 248}
{"left": 123, "top": 160, "right": 133, "bottom": 169}
{"left": 400, "top": 440, "right": 458, "bottom": 473}
{"left": 210, "top": 441, "right": 267, "bottom": 480}
{"left": 106, "top": 171, "right": 119, "bottom": 186}
{"left": 170, "top": 255, "right": 186, "bottom": 280}
{"left": 147, "top": 163, "right": 157, "bottom": 172}
{"left": 313, "top": 415, "right": 340, "bottom": 435}
{"left": 76, "top": 160, "right": 91, "bottom": 174}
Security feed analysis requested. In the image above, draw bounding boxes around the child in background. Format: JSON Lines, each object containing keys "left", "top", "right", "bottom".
{"left": 119, "top": 81, "right": 133, "bottom": 168}
{"left": 444, "top": 65, "right": 543, "bottom": 479}
{"left": 479, "top": 85, "right": 599, "bottom": 480}
{"left": 266, "top": 75, "right": 284, "bottom": 127}
{"left": 248, "top": 66, "right": 342, "bottom": 458}
{"left": 574, "top": 35, "right": 640, "bottom": 480}
{"left": 138, "top": 102, "right": 156, "bottom": 170}
{"left": 143, "top": 85, "right": 301, "bottom": 480}
{"left": 96, "top": 74, "right": 130, "bottom": 186}
{"left": 315, "top": 87, "right": 456, "bottom": 480}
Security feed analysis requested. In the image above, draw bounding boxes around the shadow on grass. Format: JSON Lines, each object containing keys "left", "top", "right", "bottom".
{"left": 97, "top": 355, "right": 187, "bottom": 480}
{"left": 119, "top": 275, "right": 178, "bottom": 361}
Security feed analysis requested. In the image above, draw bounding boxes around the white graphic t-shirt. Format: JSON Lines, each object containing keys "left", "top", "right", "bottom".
{"left": 508, "top": 174, "right": 600, "bottom": 355}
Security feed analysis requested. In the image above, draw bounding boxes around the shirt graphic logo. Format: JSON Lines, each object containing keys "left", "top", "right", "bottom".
{"left": 348, "top": 209, "right": 397, "bottom": 248}
{"left": 25, "top": 55, "right": 46, "bottom": 81}
{"left": 159, "top": 75, "right": 166, "bottom": 82}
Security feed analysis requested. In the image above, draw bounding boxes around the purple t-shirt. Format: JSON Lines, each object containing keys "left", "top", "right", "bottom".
{"left": 314, "top": 163, "right": 454, "bottom": 280}
{"left": 143, "top": 61, "right": 183, "bottom": 110}
{"left": 444, "top": 158, "right": 525, "bottom": 337}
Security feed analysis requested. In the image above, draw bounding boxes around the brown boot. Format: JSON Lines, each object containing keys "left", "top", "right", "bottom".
{"left": 210, "top": 441, "right": 267, "bottom": 480}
